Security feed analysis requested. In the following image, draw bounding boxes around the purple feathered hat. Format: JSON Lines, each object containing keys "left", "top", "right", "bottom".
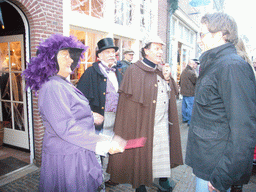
{"left": 22, "top": 34, "right": 88, "bottom": 92}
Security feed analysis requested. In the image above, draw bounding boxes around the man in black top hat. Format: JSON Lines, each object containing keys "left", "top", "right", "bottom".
{"left": 77, "top": 37, "right": 122, "bottom": 189}
{"left": 179, "top": 59, "right": 199, "bottom": 126}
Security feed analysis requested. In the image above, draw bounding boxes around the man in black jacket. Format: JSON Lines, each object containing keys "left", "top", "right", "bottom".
{"left": 185, "top": 12, "right": 256, "bottom": 192}
{"left": 77, "top": 37, "right": 122, "bottom": 188}
{"left": 179, "top": 59, "right": 199, "bottom": 126}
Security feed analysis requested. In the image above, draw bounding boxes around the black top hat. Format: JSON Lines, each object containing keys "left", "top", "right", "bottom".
{"left": 96, "top": 38, "right": 119, "bottom": 56}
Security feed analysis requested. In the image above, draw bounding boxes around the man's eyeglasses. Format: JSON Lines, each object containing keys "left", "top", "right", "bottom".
{"left": 199, "top": 32, "right": 211, "bottom": 39}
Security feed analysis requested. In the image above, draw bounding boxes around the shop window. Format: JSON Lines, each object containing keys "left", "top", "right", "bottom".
{"left": 70, "top": 28, "right": 105, "bottom": 84}
{"left": 71, "top": 0, "right": 104, "bottom": 19}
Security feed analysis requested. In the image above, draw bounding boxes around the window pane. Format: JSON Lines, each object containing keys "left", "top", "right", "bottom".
{"left": 71, "top": 0, "right": 103, "bottom": 18}
{"left": 1, "top": 73, "right": 10, "bottom": 101}
{"left": 91, "top": 0, "right": 103, "bottom": 18}
{"left": 11, "top": 73, "right": 23, "bottom": 102}
{"left": 13, "top": 103, "right": 24, "bottom": 131}
{"left": 125, "top": 1, "right": 133, "bottom": 25}
{"left": 10, "top": 41, "right": 22, "bottom": 72}
{"left": 115, "top": 0, "right": 124, "bottom": 25}
{"left": 1, "top": 101, "right": 12, "bottom": 128}
{"left": 71, "top": 0, "right": 89, "bottom": 15}
{"left": 0, "top": 42, "right": 9, "bottom": 72}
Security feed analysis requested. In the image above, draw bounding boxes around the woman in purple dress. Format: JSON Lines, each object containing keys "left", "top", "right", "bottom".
{"left": 22, "top": 34, "right": 126, "bottom": 192}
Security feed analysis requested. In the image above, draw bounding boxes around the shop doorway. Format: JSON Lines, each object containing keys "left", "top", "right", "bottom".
{"left": 0, "top": 35, "right": 29, "bottom": 149}
{"left": 0, "top": 1, "right": 32, "bottom": 172}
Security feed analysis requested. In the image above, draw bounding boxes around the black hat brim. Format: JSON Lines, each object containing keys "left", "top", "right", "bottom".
{"left": 96, "top": 46, "right": 119, "bottom": 57}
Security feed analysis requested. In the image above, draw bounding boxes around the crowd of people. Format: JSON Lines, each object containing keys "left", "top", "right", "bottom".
{"left": 22, "top": 11, "right": 256, "bottom": 192}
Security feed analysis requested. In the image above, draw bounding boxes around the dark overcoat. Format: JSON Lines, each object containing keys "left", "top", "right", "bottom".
{"left": 185, "top": 43, "right": 256, "bottom": 191}
{"left": 76, "top": 61, "right": 122, "bottom": 130}
{"left": 180, "top": 65, "right": 197, "bottom": 96}
{"left": 107, "top": 60, "right": 183, "bottom": 188}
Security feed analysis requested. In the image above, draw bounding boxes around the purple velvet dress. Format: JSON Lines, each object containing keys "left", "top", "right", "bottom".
{"left": 38, "top": 75, "right": 102, "bottom": 192}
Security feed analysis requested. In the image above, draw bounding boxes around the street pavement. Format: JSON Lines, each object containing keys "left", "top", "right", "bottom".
{"left": 0, "top": 99, "right": 255, "bottom": 191}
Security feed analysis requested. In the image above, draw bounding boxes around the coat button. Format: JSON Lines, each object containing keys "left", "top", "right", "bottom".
{"left": 101, "top": 107, "right": 104, "bottom": 109}
{"left": 103, "top": 92, "right": 106, "bottom": 95}
{"left": 104, "top": 79, "right": 107, "bottom": 81}
{"left": 155, "top": 84, "right": 157, "bottom": 87}
{"left": 153, "top": 100, "right": 156, "bottom": 104}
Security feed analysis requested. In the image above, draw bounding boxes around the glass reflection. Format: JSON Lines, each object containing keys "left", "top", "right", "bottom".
{"left": 11, "top": 73, "right": 23, "bottom": 102}
{"left": 1, "top": 72, "right": 10, "bottom": 100}
{"left": 1, "top": 101, "right": 12, "bottom": 129}
{"left": 0, "top": 42, "right": 9, "bottom": 72}
{"left": 13, "top": 103, "right": 24, "bottom": 131}
{"left": 10, "top": 41, "right": 22, "bottom": 72}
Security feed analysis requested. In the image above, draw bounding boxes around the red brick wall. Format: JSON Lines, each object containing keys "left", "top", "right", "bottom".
{"left": 32, "top": 91, "right": 45, "bottom": 166}
{"left": 11, "top": 0, "right": 63, "bottom": 166}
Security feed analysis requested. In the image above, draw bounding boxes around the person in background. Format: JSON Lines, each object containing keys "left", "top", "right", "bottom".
{"left": 185, "top": 12, "right": 256, "bottom": 192}
{"left": 76, "top": 37, "right": 123, "bottom": 189}
{"left": 115, "top": 50, "right": 123, "bottom": 70}
{"left": 253, "top": 57, "right": 256, "bottom": 71}
{"left": 107, "top": 35, "right": 183, "bottom": 192}
{"left": 235, "top": 38, "right": 252, "bottom": 65}
{"left": 179, "top": 59, "right": 199, "bottom": 126}
{"left": 22, "top": 34, "right": 126, "bottom": 192}
{"left": 233, "top": 37, "right": 256, "bottom": 192}
{"left": 120, "top": 48, "right": 134, "bottom": 75}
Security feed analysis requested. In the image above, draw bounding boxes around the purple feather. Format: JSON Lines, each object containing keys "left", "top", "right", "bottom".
{"left": 22, "top": 34, "right": 88, "bottom": 91}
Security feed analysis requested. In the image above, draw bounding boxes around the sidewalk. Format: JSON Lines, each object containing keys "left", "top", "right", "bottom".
{"left": 0, "top": 99, "right": 255, "bottom": 191}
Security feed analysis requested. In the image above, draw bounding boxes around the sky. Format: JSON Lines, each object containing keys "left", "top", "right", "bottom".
{"left": 223, "top": 0, "right": 256, "bottom": 46}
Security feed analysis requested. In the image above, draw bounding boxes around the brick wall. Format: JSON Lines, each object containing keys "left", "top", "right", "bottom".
{"left": 11, "top": 0, "right": 63, "bottom": 166}
{"left": 32, "top": 91, "right": 44, "bottom": 166}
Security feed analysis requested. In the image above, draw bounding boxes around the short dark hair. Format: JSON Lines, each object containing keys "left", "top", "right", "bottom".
{"left": 141, "top": 43, "right": 152, "bottom": 58}
{"left": 201, "top": 12, "right": 238, "bottom": 44}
